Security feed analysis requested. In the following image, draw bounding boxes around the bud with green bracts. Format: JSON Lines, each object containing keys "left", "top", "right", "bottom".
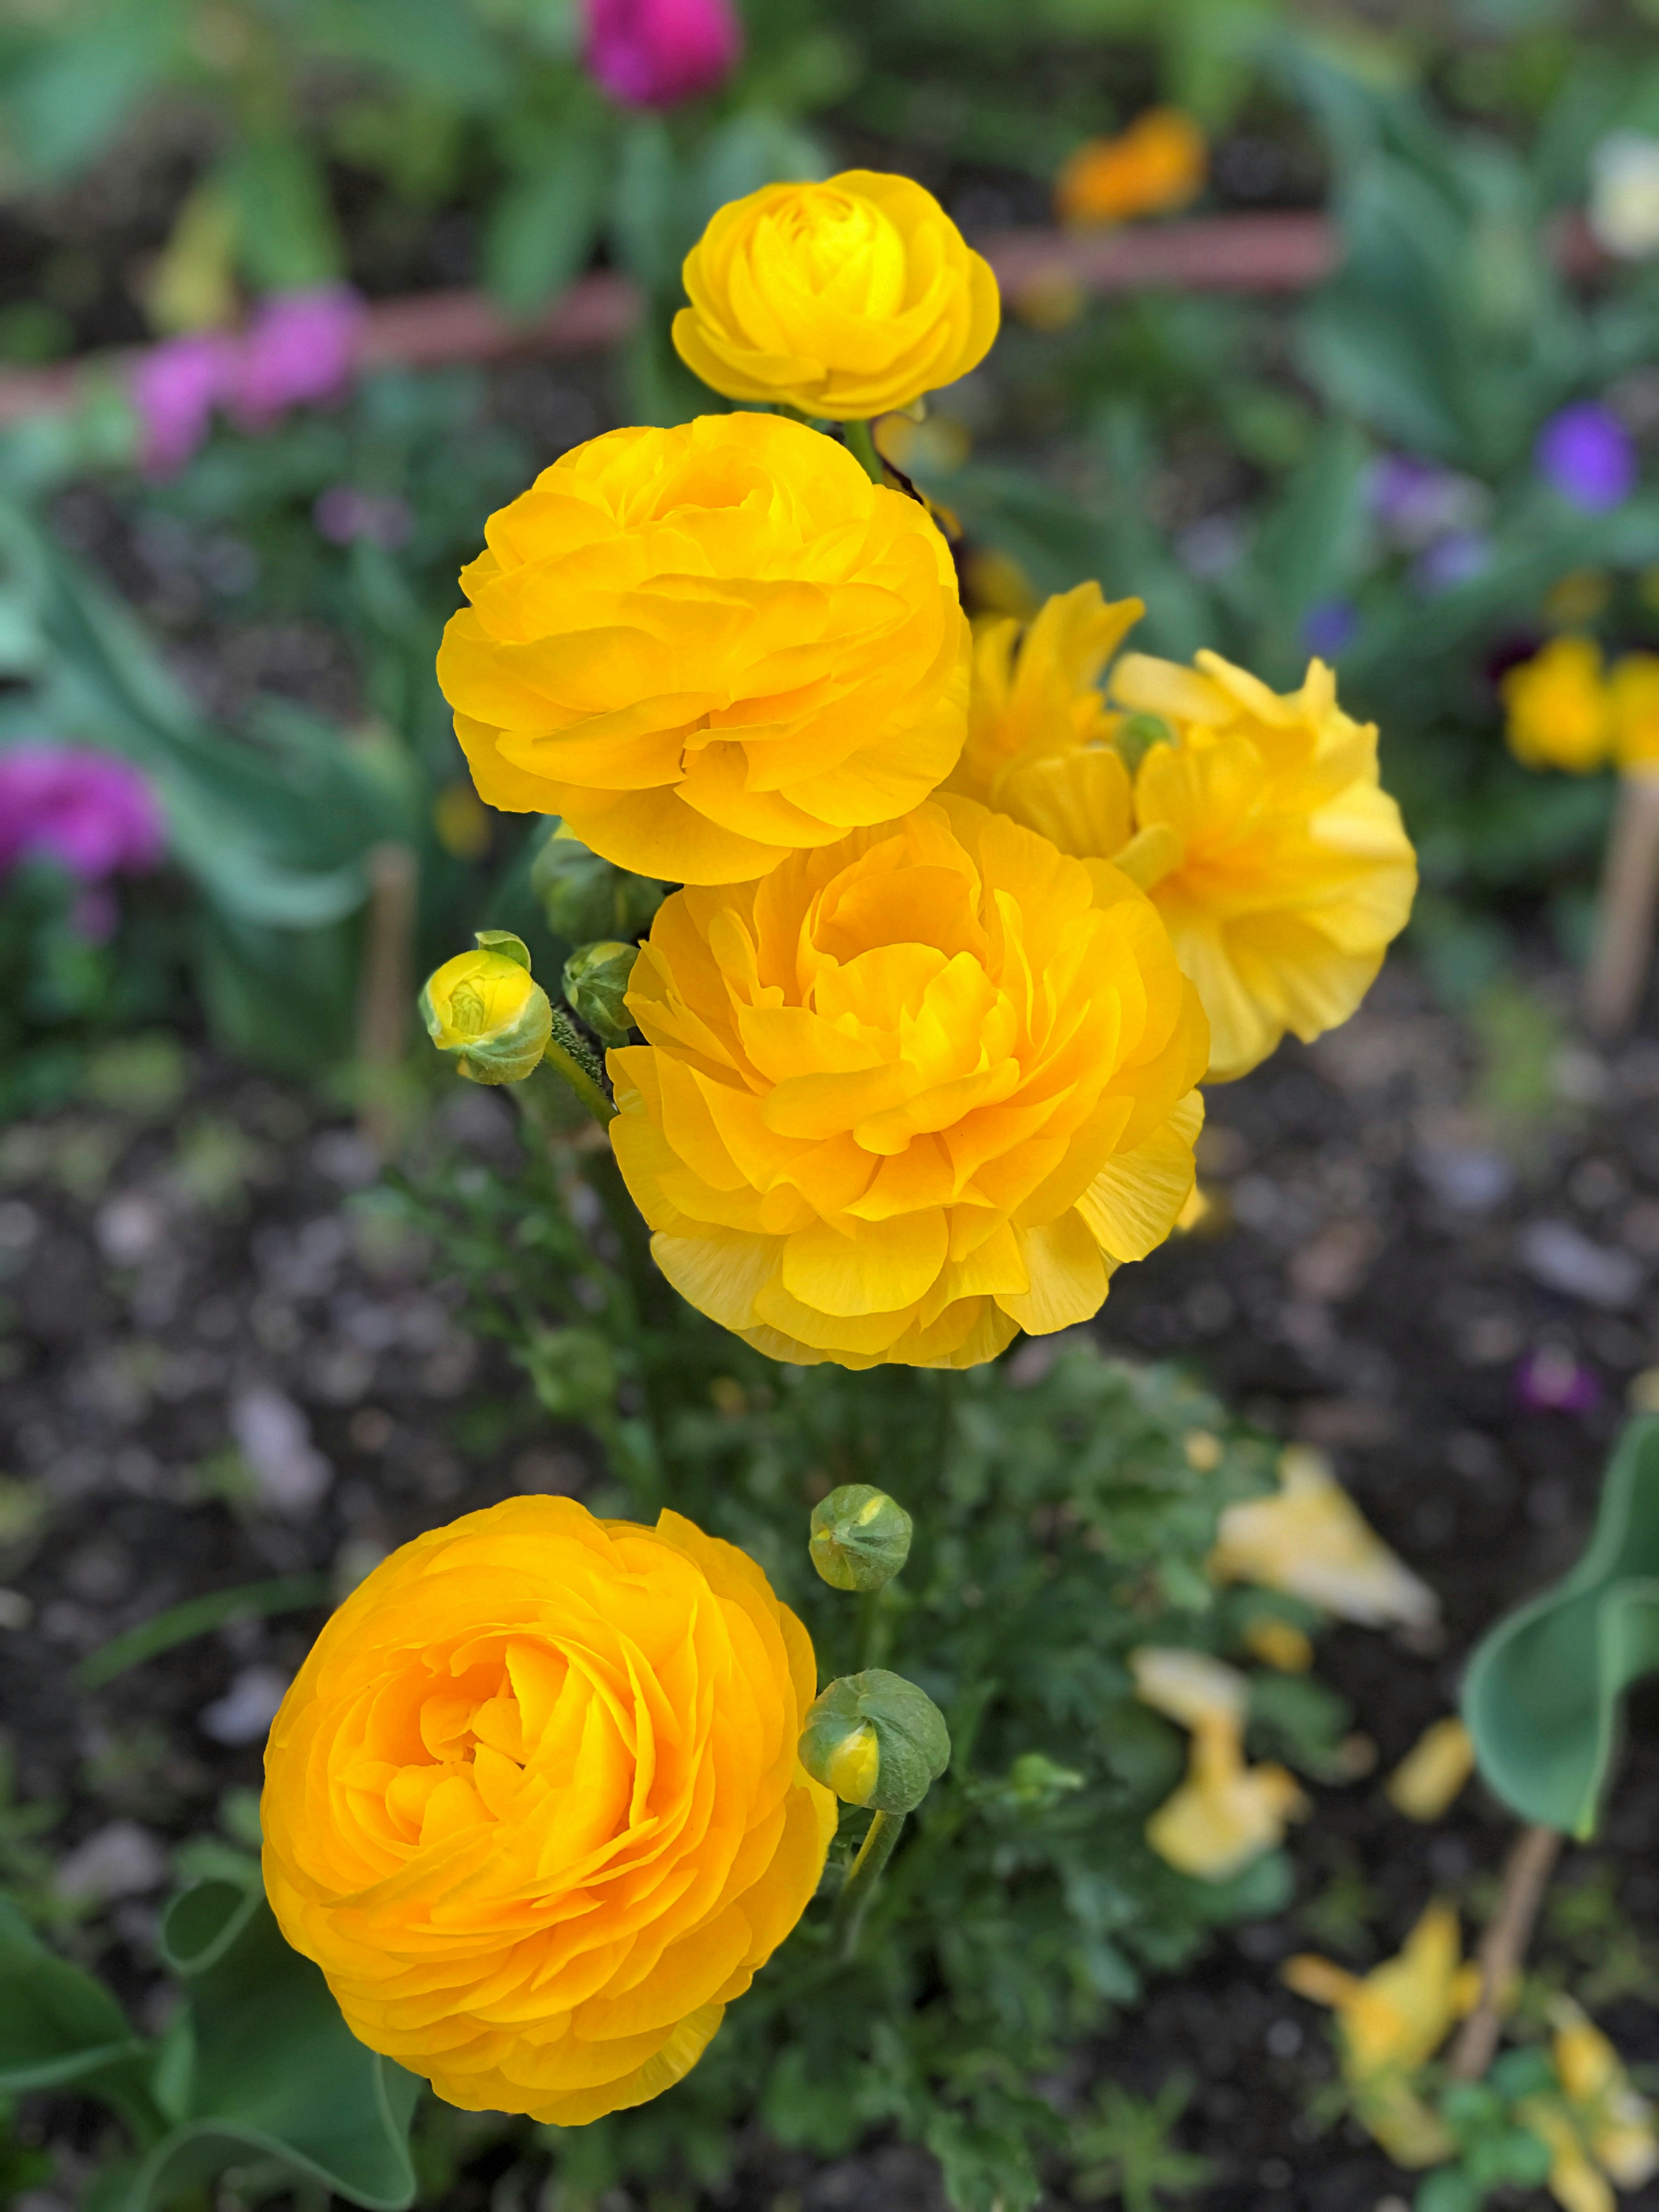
{"left": 563, "top": 941, "right": 639, "bottom": 1049}
{"left": 420, "top": 932, "right": 552, "bottom": 1084}
{"left": 809, "top": 1484, "right": 913, "bottom": 1592}
{"left": 531, "top": 824, "right": 666, "bottom": 944}
{"left": 799, "top": 1669, "right": 950, "bottom": 1815}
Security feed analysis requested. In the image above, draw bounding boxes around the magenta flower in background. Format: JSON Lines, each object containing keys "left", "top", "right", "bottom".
{"left": 1535, "top": 401, "right": 1637, "bottom": 511}
{"left": 1514, "top": 1344, "right": 1602, "bottom": 1416}
{"left": 0, "top": 745, "right": 164, "bottom": 882}
{"left": 232, "top": 286, "right": 365, "bottom": 429}
{"left": 582, "top": 0, "right": 741, "bottom": 107}
{"left": 133, "top": 331, "right": 239, "bottom": 476}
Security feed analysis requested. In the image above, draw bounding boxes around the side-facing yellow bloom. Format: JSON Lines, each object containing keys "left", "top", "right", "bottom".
{"left": 261, "top": 1497, "right": 834, "bottom": 2124}
{"left": 672, "top": 171, "right": 1000, "bottom": 420}
{"left": 952, "top": 585, "right": 1417, "bottom": 1080}
{"left": 1610, "top": 651, "right": 1659, "bottom": 772}
{"left": 1210, "top": 1445, "right": 1438, "bottom": 1628}
{"left": 1055, "top": 109, "right": 1208, "bottom": 229}
{"left": 1503, "top": 636, "right": 1613, "bottom": 773}
{"left": 1131, "top": 1648, "right": 1305, "bottom": 1882}
{"left": 1284, "top": 1903, "right": 1481, "bottom": 2168}
{"left": 436, "top": 412, "right": 969, "bottom": 884}
{"left": 1386, "top": 1716, "right": 1475, "bottom": 1823}
{"left": 608, "top": 795, "right": 1208, "bottom": 1370}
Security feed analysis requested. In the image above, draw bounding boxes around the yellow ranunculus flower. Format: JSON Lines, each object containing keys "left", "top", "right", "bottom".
{"left": 671, "top": 171, "right": 1000, "bottom": 420}
{"left": 952, "top": 585, "right": 1417, "bottom": 1080}
{"left": 436, "top": 412, "right": 970, "bottom": 884}
{"left": 1503, "top": 636, "right": 1614, "bottom": 773}
{"left": 607, "top": 795, "right": 1208, "bottom": 1370}
{"left": 1054, "top": 109, "right": 1208, "bottom": 229}
{"left": 261, "top": 1497, "right": 835, "bottom": 2125}
{"left": 421, "top": 935, "right": 553, "bottom": 1084}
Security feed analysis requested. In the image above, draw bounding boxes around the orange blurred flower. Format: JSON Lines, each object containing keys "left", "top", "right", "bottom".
{"left": 1055, "top": 109, "right": 1207, "bottom": 229}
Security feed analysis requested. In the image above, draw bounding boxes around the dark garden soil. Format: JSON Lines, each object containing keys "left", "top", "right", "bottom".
{"left": 4, "top": 957, "right": 1659, "bottom": 2212}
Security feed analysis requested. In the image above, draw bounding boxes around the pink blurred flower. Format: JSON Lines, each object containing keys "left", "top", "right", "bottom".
{"left": 133, "top": 331, "right": 239, "bottom": 476}
{"left": 0, "top": 745, "right": 165, "bottom": 883}
{"left": 232, "top": 286, "right": 365, "bottom": 428}
{"left": 582, "top": 0, "right": 741, "bottom": 107}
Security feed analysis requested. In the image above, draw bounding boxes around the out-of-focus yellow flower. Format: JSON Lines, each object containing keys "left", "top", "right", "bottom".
{"left": 1548, "top": 1999, "right": 1659, "bottom": 2195}
{"left": 1522, "top": 2102, "right": 1618, "bottom": 2212}
{"left": 432, "top": 780, "right": 492, "bottom": 860}
{"left": 608, "top": 795, "right": 1208, "bottom": 1369}
{"left": 1284, "top": 1903, "right": 1481, "bottom": 2168}
{"left": 1132, "top": 1647, "right": 1306, "bottom": 1882}
{"left": 1386, "top": 1716, "right": 1475, "bottom": 1822}
{"left": 1055, "top": 109, "right": 1208, "bottom": 229}
{"left": 951, "top": 589, "right": 1415, "bottom": 1081}
{"left": 1610, "top": 652, "right": 1659, "bottom": 773}
{"left": 437, "top": 412, "right": 970, "bottom": 884}
{"left": 1503, "top": 636, "right": 1614, "bottom": 773}
{"left": 261, "top": 1497, "right": 834, "bottom": 2124}
{"left": 962, "top": 546, "right": 1039, "bottom": 621}
{"left": 1210, "top": 1445, "right": 1438, "bottom": 1628}
{"left": 672, "top": 172, "right": 1000, "bottom": 420}
{"left": 1243, "top": 1615, "right": 1314, "bottom": 1672}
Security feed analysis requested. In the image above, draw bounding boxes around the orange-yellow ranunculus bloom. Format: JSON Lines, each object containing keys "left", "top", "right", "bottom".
{"left": 1055, "top": 109, "right": 1207, "bottom": 229}
{"left": 951, "top": 585, "right": 1417, "bottom": 1080}
{"left": 435, "top": 412, "right": 970, "bottom": 884}
{"left": 1503, "top": 636, "right": 1613, "bottom": 773}
{"left": 607, "top": 795, "right": 1208, "bottom": 1370}
{"left": 672, "top": 171, "right": 1000, "bottom": 420}
{"left": 261, "top": 1497, "right": 835, "bottom": 2125}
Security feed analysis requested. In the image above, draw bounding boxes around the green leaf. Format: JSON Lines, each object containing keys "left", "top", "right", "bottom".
{"left": 1462, "top": 1415, "right": 1659, "bottom": 1836}
{"left": 77, "top": 1576, "right": 330, "bottom": 1691}
{"left": 485, "top": 129, "right": 609, "bottom": 316}
{"left": 0, "top": 1898, "right": 159, "bottom": 2135}
{"left": 222, "top": 138, "right": 345, "bottom": 292}
{"left": 108, "top": 1884, "right": 419, "bottom": 2212}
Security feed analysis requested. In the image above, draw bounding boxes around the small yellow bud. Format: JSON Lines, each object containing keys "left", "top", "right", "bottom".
{"left": 809, "top": 1484, "right": 913, "bottom": 1592}
{"left": 799, "top": 1669, "right": 950, "bottom": 1815}
{"left": 420, "top": 932, "right": 552, "bottom": 1085}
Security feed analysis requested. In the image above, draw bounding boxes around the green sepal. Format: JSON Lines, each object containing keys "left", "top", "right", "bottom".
{"left": 1462, "top": 1414, "right": 1659, "bottom": 1837}
{"left": 808, "top": 1484, "right": 914, "bottom": 1591}
{"left": 562, "top": 941, "right": 639, "bottom": 1049}
{"left": 474, "top": 930, "right": 532, "bottom": 970}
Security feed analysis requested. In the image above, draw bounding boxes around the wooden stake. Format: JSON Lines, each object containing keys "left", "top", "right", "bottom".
{"left": 1446, "top": 1822, "right": 1563, "bottom": 2080}
{"left": 1584, "top": 770, "right": 1659, "bottom": 1036}
{"left": 355, "top": 840, "right": 419, "bottom": 1152}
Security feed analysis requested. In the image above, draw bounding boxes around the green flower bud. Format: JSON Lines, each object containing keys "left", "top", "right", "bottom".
{"left": 563, "top": 941, "right": 639, "bottom": 1049}
{"left": 518, "top": 1325, "right": 617, "bottom": 1418}
{"left": 799, "top": 1669, "right": 950, "bottom": 1815}
{"left": 1113, "top": 713, "right": 1174, "bottom": 776}
{"left": 531, "top": 824, "right": 666, "bottom": 944}
{"left": 809, "top": 1484, "right": 913, "bottom": 1591}
{"left": 420, "top": 932, "right": 552, "bottom": 1084}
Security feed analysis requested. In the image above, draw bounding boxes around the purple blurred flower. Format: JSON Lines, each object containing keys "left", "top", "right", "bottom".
{"left": 132, "top": 331, "right": 239, "bottom": 477}
{"left": 1302, "top": 601, "right": 1358, "bottom": 660}
{"left": 582, "top": 0, "right": 742, "bottom": 107}
{"left": 1514, "top": 1344, "right": 1602, "bottom": 1416}
{"left": 1368, "top": 453, "right": 1490, "bottom": 551}
{"left": 313, "top": 485, "right": 414, "bottom": 550}
{"left": 1535, "top": 402, "right": 1637, "bottom": 512}
{"left": 0, "top": 745, "right": 165, "bottom": 885}
{"left": 1413, "top": 531, "right": 1491, "bottom": 595}
{"left": 232, "top": 286, "right": 365, "bottom": 429}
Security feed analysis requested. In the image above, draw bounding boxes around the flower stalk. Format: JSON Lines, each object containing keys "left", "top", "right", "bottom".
{"left": 842, "top": 417, "right": 887, "bottom": 486}
{"left": 834, "top": 1809, "right": 905, "bottom": 1959}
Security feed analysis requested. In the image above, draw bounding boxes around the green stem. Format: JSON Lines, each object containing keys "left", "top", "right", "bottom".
{"left": 833, "top": 1809, "right": 905, "bottom": 1960}
{"left": 842, "top": 418, "right": 887, "bottom": 487}
{"left": 540, "top": 1031, "right": 615, "bottom": 1128}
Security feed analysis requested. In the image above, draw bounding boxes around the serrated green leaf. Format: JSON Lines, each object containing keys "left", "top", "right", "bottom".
{"left": 1462, "top": 1415, "right": 1659, "bottom": 1836}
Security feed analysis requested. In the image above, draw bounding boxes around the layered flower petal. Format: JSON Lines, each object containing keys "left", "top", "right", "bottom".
{"left": 261, "top": 1497, "right": 835, "bottom": 2124}
{"left": 608, "top": 795, "right": 1208, "bottom": 1369}
{"left": 437, "top": 413, "right": 970, "bottom": 883}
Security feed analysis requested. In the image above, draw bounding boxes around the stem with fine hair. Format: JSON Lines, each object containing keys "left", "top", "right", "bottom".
{"left": 834, "top": 1809, "right": 905, "bottom": 1960}
{"left": 842, "top": 418, "right": 887, "bottom": 486}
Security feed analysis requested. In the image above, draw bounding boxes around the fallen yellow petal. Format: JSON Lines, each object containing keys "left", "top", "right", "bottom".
{"left": 1386, "top": 1717, "right": 1476, "bottom": 1822}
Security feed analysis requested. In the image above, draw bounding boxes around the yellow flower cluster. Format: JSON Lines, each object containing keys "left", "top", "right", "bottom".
{"left": 262, "top": 1497, "right": 833, "bottom": 2124}
{"left": 1503, "top": 635, "right": 1659, "bottom": 775}
{"left": 435, "top": 175, "right": 1414, "bottom": 1369}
